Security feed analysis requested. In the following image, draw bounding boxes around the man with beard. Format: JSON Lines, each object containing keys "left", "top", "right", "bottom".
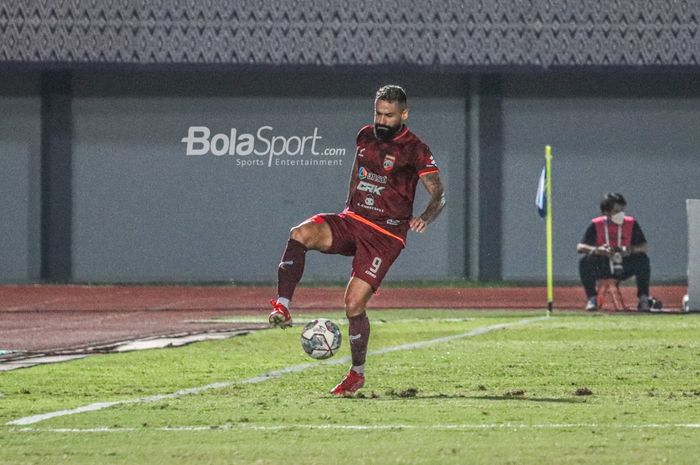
{"left": 268, "top": 84, "right": 446, "bottom": 396}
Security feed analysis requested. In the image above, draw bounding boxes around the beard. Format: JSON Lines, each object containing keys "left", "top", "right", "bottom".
{"left": 374, "top": 123, "right": 401, "bottom": 141}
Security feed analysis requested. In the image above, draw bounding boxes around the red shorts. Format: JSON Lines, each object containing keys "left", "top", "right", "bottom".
{"left": 311, "top": 213, "right": 404, "bottom": 290}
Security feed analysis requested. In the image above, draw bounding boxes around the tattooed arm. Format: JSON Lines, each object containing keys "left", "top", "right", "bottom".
{"left": 409, "top": 172, "right": 446, "bottom": 233}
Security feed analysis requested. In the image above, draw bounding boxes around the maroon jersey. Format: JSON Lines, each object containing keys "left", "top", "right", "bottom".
{"left": 345, "top": 124, "right": 439, "bottom": 242}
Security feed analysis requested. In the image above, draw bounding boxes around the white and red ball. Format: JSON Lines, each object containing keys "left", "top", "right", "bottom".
{"left": 300, "top": 318, "right": 342, "bottom": 359}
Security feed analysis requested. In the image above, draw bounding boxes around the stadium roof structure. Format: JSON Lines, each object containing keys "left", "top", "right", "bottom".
{"left": 0, "top": 0, "right": 699, "bottom": 70}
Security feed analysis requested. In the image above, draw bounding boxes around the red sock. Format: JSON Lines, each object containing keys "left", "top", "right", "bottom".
{"left": 348, "top": 312, "right": 370, "bottom": 367}
{"left": 277, "top": 239, "right": 307, "bottom": 300}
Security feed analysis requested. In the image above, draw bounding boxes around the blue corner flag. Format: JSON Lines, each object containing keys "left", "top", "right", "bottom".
{"left": 535, "top": 166, "right": 547, "bottom": 218}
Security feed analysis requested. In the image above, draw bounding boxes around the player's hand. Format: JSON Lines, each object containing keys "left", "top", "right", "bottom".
{"left": 409, "top": 216, "right": 428, "bottom": 233}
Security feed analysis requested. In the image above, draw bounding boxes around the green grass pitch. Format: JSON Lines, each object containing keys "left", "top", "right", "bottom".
{"left": 1, "top": 309, "right": 699, "bottom": 465}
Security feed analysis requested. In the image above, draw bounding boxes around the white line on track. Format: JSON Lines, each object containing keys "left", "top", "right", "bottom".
{"left": 11, "top": 423, "right": 700, "bottom": 433}
{"left": 7, "top": 316, "right": 547, "bottom": 426}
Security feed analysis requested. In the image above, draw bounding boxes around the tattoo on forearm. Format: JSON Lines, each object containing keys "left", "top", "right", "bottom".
{"left": 418, "top": 172, "right": 446, "bottom": 224}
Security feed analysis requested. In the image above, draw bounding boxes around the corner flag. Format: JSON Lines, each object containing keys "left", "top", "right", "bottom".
{"left": 537, "top": 146, "right": 553, "bottom": 315}
{"left": 535, "top": 166, "right": 547, "bottom": 218}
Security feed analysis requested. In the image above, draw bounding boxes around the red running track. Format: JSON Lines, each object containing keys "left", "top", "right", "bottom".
{"left": 0, "top": 284, "right": 687, "bottom": 353}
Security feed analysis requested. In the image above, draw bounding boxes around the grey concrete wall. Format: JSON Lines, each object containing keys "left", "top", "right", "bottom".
{"left": 502, "top": 76, "right": 700, "bottom": 281}
{"left": 71, "top": 74, "right": 467, "bottom": 283}
{"left": 0, "top": 76, "right": 41, "bottom": 282}
{"left": 4, "top": 71, "right": 700, "bottom": 284}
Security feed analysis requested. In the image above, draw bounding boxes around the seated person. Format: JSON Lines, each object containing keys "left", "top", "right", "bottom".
{"left": 576, "top": 192, "right": 651, "bottom": 311}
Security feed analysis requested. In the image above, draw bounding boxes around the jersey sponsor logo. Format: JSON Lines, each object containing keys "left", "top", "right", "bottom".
{"left": 386, "top": 219, "right": 400, "bottom": 226}
{"left": 383, "top": 154, "right": 396, "bottom": 172}
{"left": 358, "top": 167, "right": 387, "bottom": 184}
{"left": 356, "top": 201, "right": 384, "bottom": 213}
{"left": 364, "top": 195, "right": 375, "bottom": 206}
{"left": 357, "top": 181, "right": 385, "bottom": 195}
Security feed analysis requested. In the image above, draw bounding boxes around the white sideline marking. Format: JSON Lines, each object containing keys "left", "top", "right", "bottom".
{"left": 8, "top": 316, "right": 546, "bottom": 426}
{"left": 12, "top": 423, "right": 700, "bottom": 433}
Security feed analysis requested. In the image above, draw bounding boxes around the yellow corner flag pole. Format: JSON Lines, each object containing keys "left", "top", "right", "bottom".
{"left": 545, "top": 145, "right": 554, "bottom": 316}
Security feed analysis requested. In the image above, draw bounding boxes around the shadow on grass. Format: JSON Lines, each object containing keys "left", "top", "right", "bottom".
{"left": 468, "top": 395, "right": 587, "bottom": 404}
{"left": 354, "top": 390, "right": 587, "bottom": 404}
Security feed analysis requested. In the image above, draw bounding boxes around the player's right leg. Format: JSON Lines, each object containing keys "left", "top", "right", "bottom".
{"left": 331, "top": 229, "right": 402, "bottom": 397}
{"left": 330, "top": 277, "right": 374, "bottom": 397}
{"left": 269, "top": 217, "right": 333, "bottom": 328}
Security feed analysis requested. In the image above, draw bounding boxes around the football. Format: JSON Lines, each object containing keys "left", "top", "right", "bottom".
{"left": 300, "top": 318, "right": 342, "bottom": 359}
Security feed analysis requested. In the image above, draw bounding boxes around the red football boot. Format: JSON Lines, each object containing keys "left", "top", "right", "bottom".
{"left": 330, "top": 369, "right": 365, "bottom": 397}
{"left": 268, "top": 299, "right": 292, "bottom": 329}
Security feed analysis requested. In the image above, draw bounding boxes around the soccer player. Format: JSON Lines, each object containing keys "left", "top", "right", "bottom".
{"left": 269, "top": 84, "right": 446, "bottom": 396}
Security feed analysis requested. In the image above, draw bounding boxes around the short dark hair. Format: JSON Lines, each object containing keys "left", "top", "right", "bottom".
{"left": 375, "top": 85, "right": 407, "bottom": 107}
{"left": 600, "top": 192, "right": 627, "bottom": 213}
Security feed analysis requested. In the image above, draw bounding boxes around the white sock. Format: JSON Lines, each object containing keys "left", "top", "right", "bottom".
{"left": 351, "top": 364, "right": 364, "bottom": 375}
{"left": 276, "top": 297, "right": 290, "bottom": 310}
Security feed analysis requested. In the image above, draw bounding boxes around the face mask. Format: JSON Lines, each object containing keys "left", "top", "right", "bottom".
{"left": 374, "top": 123, "right": 400, "bottom": 141}
{"left": 610, "top": 211, "right": 625, "bottom": 225}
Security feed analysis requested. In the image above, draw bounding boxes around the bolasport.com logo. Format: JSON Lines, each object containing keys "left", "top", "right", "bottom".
{"left": 181, "top": 126, "right": 346, "bottom": 167}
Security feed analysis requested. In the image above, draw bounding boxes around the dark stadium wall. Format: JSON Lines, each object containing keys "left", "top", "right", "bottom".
{"left": 1, "top": 0, "right": 699, "bottom": 283}
{"left": 40, "top": 72, "right": 73, "bottom": 282}
{"left": 1, "top": 70, "right": 699, "bottom": 284}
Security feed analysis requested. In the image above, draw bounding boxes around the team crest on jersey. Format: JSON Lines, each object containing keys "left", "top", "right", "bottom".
{"left": 383, "top": 154, "right": 395, "bottom": 172}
